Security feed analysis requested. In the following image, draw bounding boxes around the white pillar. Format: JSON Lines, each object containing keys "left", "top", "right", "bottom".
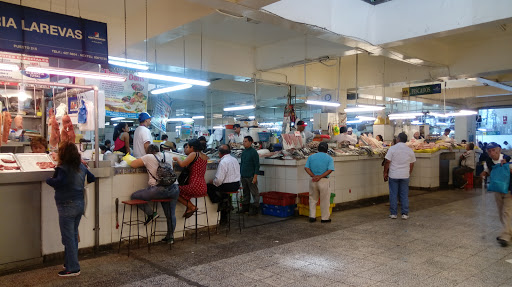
{"left": 455, "top": 116, "right": 477, "bottom": 143}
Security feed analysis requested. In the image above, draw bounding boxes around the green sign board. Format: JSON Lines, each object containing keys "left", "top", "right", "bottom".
{"left": 402, "top": 84, "right": 442, "bottom": 97}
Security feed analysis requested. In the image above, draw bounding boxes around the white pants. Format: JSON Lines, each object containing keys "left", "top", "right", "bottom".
{"left": 309, "top": 178, "right": 331, "bottom": 220}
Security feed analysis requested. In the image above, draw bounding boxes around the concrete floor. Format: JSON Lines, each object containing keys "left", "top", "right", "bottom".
{"left": 2, "top": 188, "right": 512, "bottom": 287}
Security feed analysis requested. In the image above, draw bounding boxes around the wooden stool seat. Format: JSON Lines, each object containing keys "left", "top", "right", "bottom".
{"left": 118, "top": 199, "right": 150, "bottom": 256}
{"left": 183, "top": 195, "right": 210, "bottom": 243}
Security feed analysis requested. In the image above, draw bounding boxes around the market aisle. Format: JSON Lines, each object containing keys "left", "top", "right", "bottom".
{"left": 1, "top": 188, "right": 512, "bottom": 287}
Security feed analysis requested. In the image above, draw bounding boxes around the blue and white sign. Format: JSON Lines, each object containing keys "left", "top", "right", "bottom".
{"left": 0, "top": 1, "right": 108, "bottom": 64}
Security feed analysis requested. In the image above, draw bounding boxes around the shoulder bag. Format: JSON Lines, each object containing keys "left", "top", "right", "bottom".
{"left": 178, "top": 152, "right": 200, "bottom": 186}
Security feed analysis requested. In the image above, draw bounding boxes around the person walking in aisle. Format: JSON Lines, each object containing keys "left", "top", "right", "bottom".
{"left": 240, "top": 136, "right": 260, "bottom": 215}
{"left": 480, "top": 142, "right": 512, "bottom": 247}
{"left": 383, "top": 132, "right": 416, "bottom": 220}
{"left": 304, "top": 142, "right": 335, "bottom": 223}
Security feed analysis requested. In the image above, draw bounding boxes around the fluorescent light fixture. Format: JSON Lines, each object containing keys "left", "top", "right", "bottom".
{"left": 458, "top": 110, "right": 478, "bottom": 115}
{"left": 346, "top": 120, "right": 362, "bottom": 124}
{"left": 167, "top": 118, "right": 194, "bottom": 122}
{"left": 310, "top": 119, "right": 314, "bottom": 122}
{"left": 192, "top": 115, "right": 205, "bottom": 119}
{"left": 478, "top": 128, "right": 486, "bottom": 131}
{"left": 224, "top": 105, "right": 255, "bottom": 112}
{"left": 249, "top": 116, "right": 255, "bottom": 120}
{"left": 356, "top": 116, "right": 376, "bottom": 121}
{"left": 437, "top": 122, "right": 449, "bottom": 126}
{"left": 389, "top": 112, "right": 423, "bottom": 120}
{"left": 110, "top": 117, "right": 126, "bottom": 121}
{"left": 432, "top": 110, "right": 478, "bottom": 117}
{"left": 407, "top": 58, "right": 424, "bottom": 64}
{"left": 305, "top": 100, "right": 340, "bottom": 107}
{"left": 344, "top": 105, "right": 385, "bottom": 113}
{"left": 151, "top": 84, "right": 192, "bottom": 95}
{"left": 135, "top": 72, "right": 210, "bottom": 86}
{"left": 26, "top": 66, "right": 126, "bottom": 82}
{"left": 0, "top": 63, "right": 19, "bottom": 71}
{"left": 411, "top": 120, "right": 422, "bottom": 125}
{"left": 108, "top": 56, "right": 149, "bottom": 70}
{"left": 213, "top": 125, "right": 225, "bottom": 129}
{"left": 108, "top": 60, "right": 149, "bottom": 70}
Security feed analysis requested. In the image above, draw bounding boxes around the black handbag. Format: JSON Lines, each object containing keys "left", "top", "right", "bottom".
{"left": 178, "top": 153, "right": 199, "bottom": 186}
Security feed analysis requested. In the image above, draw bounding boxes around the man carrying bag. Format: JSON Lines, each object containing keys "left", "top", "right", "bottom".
{"left": 480, "top": 142, "right": 512, "bottom": 247}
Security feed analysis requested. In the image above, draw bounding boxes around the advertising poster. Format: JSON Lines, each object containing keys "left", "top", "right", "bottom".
{"left": 152, "top": 97, "right": 172, "bottom": 132}
{"left": 101, "top": 67, "right": 148, "bottom": 119}
{"left": 0, "top": 51, "right": 49, "bottom": 81}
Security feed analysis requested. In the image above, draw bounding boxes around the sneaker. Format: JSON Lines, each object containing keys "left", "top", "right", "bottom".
{"left": 389, "top": 214, "right": 397, "bottom": 219}
{"left": 497, "top": 238, "right": 509, "bottom": 247}
{"left": 309, "top": 217, "right": 316, "bottom": 223}
{"left": 161, "top": 237, "right": 174, "bottom": 244}
{"left": 401, "top": 214, "right": 409, "bottom": 220}
{"left": 144, "top": 212, "right": 159, "bottom": 225}
{"left": 321, "top": 219, "right": 332, "bottom": 223}
{"left": 58, "top": 270, "right": 80, "bottom": 277}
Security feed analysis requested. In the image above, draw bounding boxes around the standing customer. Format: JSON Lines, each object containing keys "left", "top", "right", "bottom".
{"left": 384, "top": 132, "right": 416, "bottom": 220}
{"left": 240, "top": 136, "right": 260, "bottom": 215}
{"left": 133, "top": 112, "right": 153, "bottom": 158}
{"left": 173, "top": 139, "right": 208, "bottom": 218}
{"left": 305, "top": 142, "right": 334, "bottom": 223}
{"left": 453, "top": 142, "right": 476, "bottom": 188}
{"left": 480, "top": 142, "right": 512, "bottom": 247}
{"left": 129, "top": 144, "right": 180, "bottom": 243}
{"left": 207, "top": 144, "right": 240, "bottom": 223}
{"left": 113, "top": 122, "right": 131, "bottom": 155}
{"left": 46, "top": 142, "right": 95, "bottom": 277}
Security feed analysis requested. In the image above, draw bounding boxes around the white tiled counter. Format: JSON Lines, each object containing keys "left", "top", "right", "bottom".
{"left": 257, "top": 149, "right": 467, "bottom": 204}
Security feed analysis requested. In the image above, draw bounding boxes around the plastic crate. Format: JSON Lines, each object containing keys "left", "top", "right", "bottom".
{"left": 297, "top": 203, "right": 335, "bottom": 217}
{"left": 298, "top": 193, "right": 335, "bottom": 206}
{"left": 258, "top": 132, "right": 270, "bottom": 142}
{"left": 260, "top": 203, "right": 296, "bottom": 218}
{"left": 261, "top": 191, "right": 297, "bottom": 206}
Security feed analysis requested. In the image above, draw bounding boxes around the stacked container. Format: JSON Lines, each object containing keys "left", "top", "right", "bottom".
{"left": 297, "top": 192, "right": 336, "bottom": 217}
{"left": 260, "top": 192, "right": 297, "bottom": 218}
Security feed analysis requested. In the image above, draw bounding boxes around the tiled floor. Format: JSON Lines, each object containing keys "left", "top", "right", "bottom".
{"left": 2, "top": 188, "right": 512, "bottom": 286}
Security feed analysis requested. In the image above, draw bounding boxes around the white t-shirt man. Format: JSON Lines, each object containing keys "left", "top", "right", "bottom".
{"left": 140, "top": 152, "right": 177, "bottom": 186}
{"left": 333, "top": 133, "right": 357, "bottom": 145}
{"left": 229, "top": 132, "right": 245, "bottom": 144}
{"left": 385, "top": 142, "right": 416, "bottom": 179}
{"left": 133, "top": 125, "right": 152, "bottom": 158}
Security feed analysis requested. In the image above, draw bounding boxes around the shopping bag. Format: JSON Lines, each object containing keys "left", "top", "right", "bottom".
{"left": 488, "top": 163, "right": 510, "bottom": 194}
{"left": 77, "top": 100, "right": 87, "bottom": 124}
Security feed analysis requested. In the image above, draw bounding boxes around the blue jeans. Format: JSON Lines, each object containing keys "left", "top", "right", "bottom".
{"left": 56, "top": 199, "right": 84, "bottom": 272}
{"left": 131, "top": 185, "right": 180, "bottom": 236}
{"left": 388, "top": 178, "right": 410, "bottom": 215}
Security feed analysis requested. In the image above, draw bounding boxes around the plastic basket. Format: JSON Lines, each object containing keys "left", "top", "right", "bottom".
{"left": 257, "top": 132, "right": 271, "bottom": 142}
{"left": 260, "top": 204, "right": 296, "bottom": 218}
{"left": 297, "top": 203, "right": 334, "bottom": 217}
{"left": 298, "top": 192, "right": 335, "bottom": 206}
{"left": 261, "top": 191, "right": 297, "bottom": 206}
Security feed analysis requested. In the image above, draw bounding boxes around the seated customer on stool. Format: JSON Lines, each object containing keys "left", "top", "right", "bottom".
{"left": 304, "top": 142, "right": 335, "bottom": 223}
{"left": 453, "top": 142, "right": 476, "bottom": 189}
{"left": 173, "top": 139, "right": 208, "bottom": 218}
{"left": 129, "top": 144, "right": 180, "bottom": 244}
{"left": 207, "top": 144, "right": 240, "bottom": 224}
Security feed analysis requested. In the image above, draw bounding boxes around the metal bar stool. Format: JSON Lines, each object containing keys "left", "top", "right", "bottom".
{"left": 118, "top": 199, "right": 150, "bottom": 256}
{"left": 216, "top": 190, "right": 244, "bottom": 235}
{"left": 182, "top": 195, "right": 210, "bottom": 243}
{"left": 150, "top": 199, "right": 173, "bottom": 250}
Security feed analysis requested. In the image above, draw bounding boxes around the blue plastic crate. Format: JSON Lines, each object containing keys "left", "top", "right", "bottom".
{"left": 260, "top": 203, "right": 296, "bottom": 218}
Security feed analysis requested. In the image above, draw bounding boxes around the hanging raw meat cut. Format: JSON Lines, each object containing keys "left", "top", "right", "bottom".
{"left": 2, "top": 111, "right": 12, "bottom": 143}
{"left": 49, "top": 109, "right": 60, "bottom": 148}
{"left": 60, "top": 114, "right": 75, "bottom": 143}
{"left": 14, "top": 114, "right": 23, "bottom": 130}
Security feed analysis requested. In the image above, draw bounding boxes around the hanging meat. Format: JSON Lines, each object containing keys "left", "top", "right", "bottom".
{"left": 2, "top": 111, "right": 12, "bottom": 143}
{"left": 60, "top": 114, "right": 75, "bottom": 143}
{"left": 49, "top": 109, "right": 60, "bottom": 148}
{"left": 14, "top": 114, "right": 23, "bottom": 130}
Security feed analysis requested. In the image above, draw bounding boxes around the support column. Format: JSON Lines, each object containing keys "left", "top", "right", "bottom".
{"left": 455, "top": 116, "right": 476, "bottom": 143}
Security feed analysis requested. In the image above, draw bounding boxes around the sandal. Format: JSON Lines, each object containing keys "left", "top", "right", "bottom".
{"left": 183, "top": 207, "right": 197, "bottom": 218}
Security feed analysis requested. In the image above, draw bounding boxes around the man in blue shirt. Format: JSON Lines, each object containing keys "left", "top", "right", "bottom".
{"left": 305, "top": 142, "right": 335, "bottom": 223}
